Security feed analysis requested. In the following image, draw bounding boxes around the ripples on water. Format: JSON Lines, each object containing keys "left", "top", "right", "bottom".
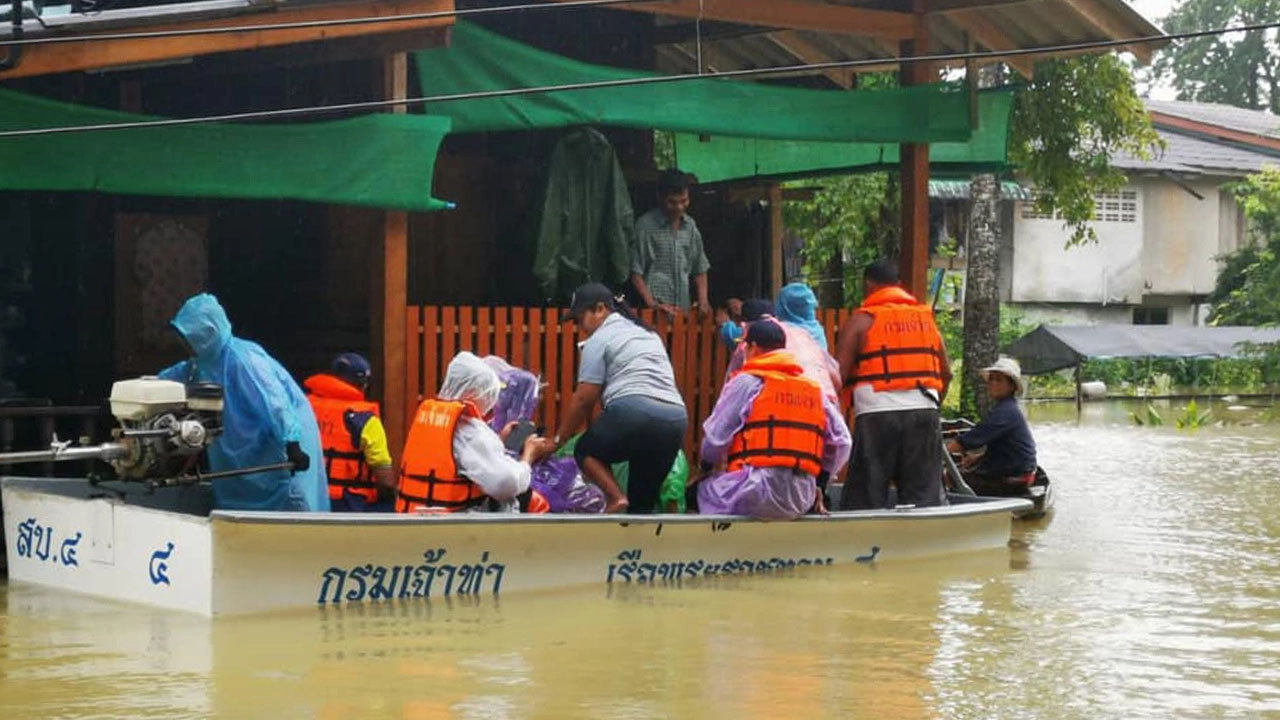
{"left": 2, "top": 403, "right": 1279, "bottom": 719}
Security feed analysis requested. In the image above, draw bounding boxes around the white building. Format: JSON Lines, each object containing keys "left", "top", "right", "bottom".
{"left": 1001, "top": 100, "right": 1280, "bottom": 327}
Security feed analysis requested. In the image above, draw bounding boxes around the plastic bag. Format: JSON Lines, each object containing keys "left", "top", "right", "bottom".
{"left": 554, "top": 434, "right": 688, "bottom": 513}
{"left": 529, "top": 457, "right": 605, "bottom": 513}
{"left": 482, "top": 356, "right": 541, "bottom": 433}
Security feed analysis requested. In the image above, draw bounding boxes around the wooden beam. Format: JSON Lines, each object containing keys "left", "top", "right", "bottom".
{"left": 381, "top": 52, "right": 410, "bottom": 460}
{"left": 0, "top": 0, "right": 454, "bottom": 80}
{"left": 925, "top": 0, "right": 1046, "bottom": 12}
{"left": 1059, "top": 0, "right": 1152, "bottom": 64}
{"left": 768, "top": 183, "right": 784, "bottom": 296}
{"left": 549, "top": 0, "right": 915, "bottom": 41}
{"left": 946, "top": 9, "right": 1034, "bottom": 78}
{"left": 900, "top": 0, "right": 930, "bottom": 301}
{"left": 766, "top": 31, "right": 852, "bottom": 89}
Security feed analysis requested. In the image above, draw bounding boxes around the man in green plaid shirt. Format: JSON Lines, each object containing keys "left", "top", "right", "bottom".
{"left": 630, "top": 169, "right": 711, "bottom": 317}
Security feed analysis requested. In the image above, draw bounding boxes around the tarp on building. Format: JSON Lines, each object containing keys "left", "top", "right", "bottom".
{"left": 414, "top": 22, "right": 976, "bottom": 144}
{"left": 1006, "top": 324, "right": 1280, "bottom": 375}
{"left": 673, "top": 90, "right": 1016, "bottom": 183}
{"left": 0, "top": 89, "right": 453, "bottom": 212}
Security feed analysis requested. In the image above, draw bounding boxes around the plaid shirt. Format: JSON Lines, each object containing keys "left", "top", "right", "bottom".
{"left": 631, "top": 208, "right": 711, "bottom": 308}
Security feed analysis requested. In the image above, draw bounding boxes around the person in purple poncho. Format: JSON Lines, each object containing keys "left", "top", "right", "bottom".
{"left": 696, "top": 322, "right": 851, "bottom": 519}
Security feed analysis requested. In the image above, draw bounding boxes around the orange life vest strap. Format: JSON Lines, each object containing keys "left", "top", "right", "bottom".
{"left": 726, "top": 415, "right": 824, "bottom": 469}
{"left": 397, "top": 472, "right": 489, "bottom": 510}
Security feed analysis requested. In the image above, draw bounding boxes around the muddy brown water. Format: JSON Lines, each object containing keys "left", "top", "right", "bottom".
{"left": 2, "top": 400, "right": 1279, "bottom": 719}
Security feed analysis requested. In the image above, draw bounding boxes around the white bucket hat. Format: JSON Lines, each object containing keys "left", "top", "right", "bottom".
{"left": 980, "top": 356, "right": 1026, "bottom": 397}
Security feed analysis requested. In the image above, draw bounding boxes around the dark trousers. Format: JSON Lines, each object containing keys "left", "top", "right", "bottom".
{"left": 840, "top": 408, "right": 945, "bottom": 510}
{"left": 575, "top": 395, "right": 687, "bottom": 514}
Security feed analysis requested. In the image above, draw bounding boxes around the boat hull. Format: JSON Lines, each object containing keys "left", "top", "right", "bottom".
{"left": 3, "top": 477, "right": 1030, "bottom": 616}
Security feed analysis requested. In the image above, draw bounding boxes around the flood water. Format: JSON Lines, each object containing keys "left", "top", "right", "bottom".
{"left": 2, "top": 400, "right": 1279, "bottom": 719}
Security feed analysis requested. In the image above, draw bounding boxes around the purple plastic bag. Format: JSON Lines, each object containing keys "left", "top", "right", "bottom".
{"left": 530, "top": 458, "right": 606, "bottom": 514}
{"left": 483, "top": 356, "right": 541, "bottom": 432}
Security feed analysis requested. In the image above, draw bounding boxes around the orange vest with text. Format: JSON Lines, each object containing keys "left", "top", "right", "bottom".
{"left": 853, "top": 286, "right": 946, "bottom": 394}
{"left": 728, "top": 351, "right": 826, "bottom": 477}
{"left": 304, "top": 374, "right": 381, "bottom": 503}
{"left": 396, "top": 399, "right": 489, "bottom": 513}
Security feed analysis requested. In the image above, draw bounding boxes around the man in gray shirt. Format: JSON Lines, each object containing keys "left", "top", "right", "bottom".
{"left": 630, "top": 169, "right": 711, "bottom": 318}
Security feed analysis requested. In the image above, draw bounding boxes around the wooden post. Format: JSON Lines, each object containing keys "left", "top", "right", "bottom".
{"left": 898, "top": 0, "right": 930, "bottom": 300}
{"left": 768, "top": 183, "right": 784, "bottom": 297}
{"left": 1074, "top": 363, "right": 1083, "bottom": 417}
{"left": 380, "top": 52, "right": 409, "bottom": 454}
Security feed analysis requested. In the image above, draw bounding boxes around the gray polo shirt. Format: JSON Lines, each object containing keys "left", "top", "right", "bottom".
{"left": 578, "top": 313, "right": 685, "bottom": 409}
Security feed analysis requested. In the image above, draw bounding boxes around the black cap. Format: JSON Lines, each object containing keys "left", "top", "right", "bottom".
{"left": 561, "top": 282, "right": 616, "bottom": 322}
{"left": 741, "top": 299, "right": 774, "bottom": 322}
{"left": 744, "top": 320, "right": 786, "bottom": 350}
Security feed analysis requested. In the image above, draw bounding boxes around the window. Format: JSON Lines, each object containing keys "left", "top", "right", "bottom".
{"left": 1018, "top": 189, "right": 1139, "bottom": 223}
{"left": 1133, "top": 307, "right": 1169, "bottom": 325}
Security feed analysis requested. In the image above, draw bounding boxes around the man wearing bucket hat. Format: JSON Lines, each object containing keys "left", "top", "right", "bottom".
{"left": 946, "top": 357, "right": 1038, "bottom": 495}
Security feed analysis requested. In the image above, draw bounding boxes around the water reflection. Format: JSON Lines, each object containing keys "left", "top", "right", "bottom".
{"left": 3, "top": 408, "right": 1280, "bottom": 718}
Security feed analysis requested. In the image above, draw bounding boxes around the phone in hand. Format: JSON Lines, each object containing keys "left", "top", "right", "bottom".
{"left": 503, "top": 421, "right": 539, "bottom": 453}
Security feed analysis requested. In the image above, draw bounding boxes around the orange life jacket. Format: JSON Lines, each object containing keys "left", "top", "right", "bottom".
{"left": 727, "top": 351, "right": 826, "bottom": 477}
{"left": 852, "top": 286, "right": 946, "bottom": 394}
{"left": 304, "top": 373, "right": 381, "bottom": 503}
{"left": 396, "top": 399, "right": 489, "bottom": 513}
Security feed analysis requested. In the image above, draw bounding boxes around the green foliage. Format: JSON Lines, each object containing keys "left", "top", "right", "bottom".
{"left": 1010, "top": 55, "right": 1163, "bottom": 245}
{"left": 1209, "top": 168, "right": 1280, "bottom": 326}
{"left": 785, "top": 173, "right": 899, "bottom": 304}
{"left": 1175, "top": 398, "right": 1213, "bottom": 430}
{"left": 653, "top": 130, "right": 676, "bottom": 170}
{"left": 1152, "top": 0, "right": 1280, "bottom": 114}
{"left": 1131, "top": 404, "right": 1165, "bottom": 426}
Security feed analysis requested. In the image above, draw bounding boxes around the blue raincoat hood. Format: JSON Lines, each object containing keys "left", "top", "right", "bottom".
{"left": 776, "top": 283, "right": 828, "bottom": 351}
{"left": 170, "top": 293, "right": 233, "bottom": 365}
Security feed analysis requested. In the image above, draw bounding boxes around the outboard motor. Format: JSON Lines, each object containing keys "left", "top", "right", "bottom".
{"left": 105, "top": 378, "right": 223, "bottom": 480}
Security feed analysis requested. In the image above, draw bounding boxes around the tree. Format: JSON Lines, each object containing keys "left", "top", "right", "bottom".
{"left": 1209, "top": 167, "right": 1280, "bottom": 325}
{"left": 786, "top": 173, "right": 898, "bottom": 306}
{"left": 1153, "top": 0, "right": 1280, "bottom": 114}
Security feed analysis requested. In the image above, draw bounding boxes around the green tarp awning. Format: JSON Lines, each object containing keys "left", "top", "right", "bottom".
{"left": 0, "top": 89, "right": 453, "bottom": 212}
{"left": 414, "top": 22, "right": 974, "bottom": 144}
{"left": 674, "top": 91, "right": 1015, "bottom": 184}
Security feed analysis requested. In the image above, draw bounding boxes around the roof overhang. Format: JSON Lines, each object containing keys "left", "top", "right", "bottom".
{"left": 0, "top": 0, "right": 455, "bottom": 79}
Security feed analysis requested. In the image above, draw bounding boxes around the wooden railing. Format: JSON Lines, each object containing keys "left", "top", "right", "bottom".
{"left": 404, "top": 306, "right": 852, "bottom": 455}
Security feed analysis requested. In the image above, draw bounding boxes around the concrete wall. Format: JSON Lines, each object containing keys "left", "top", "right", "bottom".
{"left": 1140, "top": 177, "right": 1224, "bottom": 296}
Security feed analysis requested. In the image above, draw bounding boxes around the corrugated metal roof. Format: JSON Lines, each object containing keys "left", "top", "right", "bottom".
{"left": 929, "top": 179, "right": 1031, "bottom": 200}
{"left": 1146, "top": 99, "right": 1280, "bottom": 139}
{"left": 654, "top": 0, "right": 1166, "bottom": 83}
{"left": 1114, "top": 129, "right": 1280, "bottom": 176}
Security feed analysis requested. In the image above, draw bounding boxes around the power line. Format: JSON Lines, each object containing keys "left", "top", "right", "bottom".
{"left": 0, "top": 0, "right": 652, "bottom": 47}
{"left": 1, "top": 20, "right": 1278, "bottom": 139}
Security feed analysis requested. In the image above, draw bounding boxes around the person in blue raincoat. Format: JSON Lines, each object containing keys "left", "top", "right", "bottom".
{"left": 776, "top": 283, "right": 830, "bottom": 351}
{"left": 159, "top": 294, "right": 329, "bottom": 512}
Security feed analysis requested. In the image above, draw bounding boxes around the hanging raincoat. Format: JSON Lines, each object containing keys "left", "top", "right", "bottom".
{"left": 159, "top": 294, "right": 329, "bottom": 512}
{"left": 776, "top": 283, "right": 829, "bottom": 351}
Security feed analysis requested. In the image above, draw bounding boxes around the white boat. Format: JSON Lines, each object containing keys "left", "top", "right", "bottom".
{"left": 2, "top": 477, "right": 1030, "bottom": 616}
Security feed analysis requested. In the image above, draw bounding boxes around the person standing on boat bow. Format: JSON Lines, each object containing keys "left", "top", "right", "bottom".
{"left": 555, "top": 282, "right": 688, "bottom": 514}
{"left": 160, "top": 293, "right": 328, "bottom": 512}
{"left": 397, "top": 352, "right": 555, "bottom": 514}
{"left": 946, "top": 357, "right": 1038, "bottom": 496}
{"left": 304, "top": 353, "right": 396, "bottom": 512}
{"left": 835, "top": 260, "right": 952, "bottom": 510}
{"left": 696, "top": 321, "right": 851, "bottom": 519}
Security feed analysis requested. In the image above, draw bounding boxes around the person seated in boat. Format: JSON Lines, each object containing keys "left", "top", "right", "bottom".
{"left": 555, "top": 283, "right": 687, "bottom": 514}
{"left": 303, "top": 353, "right": 396, "bottom": 513}
{"left": 695, "top": 321, "right": 851, "bottom": 519}
{"left": 397, "top": 352, "right": 556, "bottom": 514}
{"left": 723, "top": 299, "right": 841, "bottom": 404}
{"left": 945, "top": 357, "right": 1038, "bottom": 496}
{"left": 159, "top": 293, "right": 328, "bottom": 512}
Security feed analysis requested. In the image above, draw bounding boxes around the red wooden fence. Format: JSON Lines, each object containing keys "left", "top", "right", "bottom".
{"left": 404, "top": 306, "right": 852, "bottom": 456}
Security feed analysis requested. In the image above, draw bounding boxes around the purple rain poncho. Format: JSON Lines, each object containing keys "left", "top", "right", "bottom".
{"left": 697, "top": 361, "right": 851, "bottom": 520}
{"left": 481, "top": 355, "right": 605, "bottom": 513}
